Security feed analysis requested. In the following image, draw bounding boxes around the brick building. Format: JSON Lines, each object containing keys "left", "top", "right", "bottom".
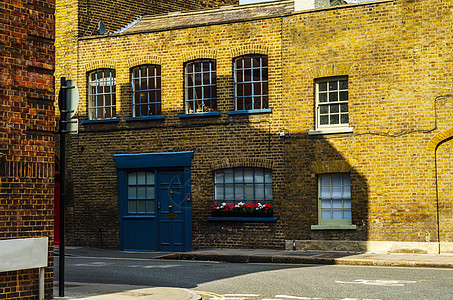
{"left": 59, "top": 0, "right": 453, "bottom": 254}
{"left": 0, "top": 0, "right": 55, "bottom": 298}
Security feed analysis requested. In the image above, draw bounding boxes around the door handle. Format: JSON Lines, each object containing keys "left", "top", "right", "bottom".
{"left": 157, "top": 202, "right": 160, "bottom": 210}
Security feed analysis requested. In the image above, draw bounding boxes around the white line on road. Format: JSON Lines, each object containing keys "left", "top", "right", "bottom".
{"left": 275, "top": 296, "right": 322, "bottom": 299}
{"left": 335, "top": 280, "right": 417, "bottom": 286}
{"left": 223, "top": 295, "right": 260, "bottom": 297}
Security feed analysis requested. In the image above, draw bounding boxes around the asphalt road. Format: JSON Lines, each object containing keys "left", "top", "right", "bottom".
{"left": 55, "top": 255, "right": 453, "bottom": 299}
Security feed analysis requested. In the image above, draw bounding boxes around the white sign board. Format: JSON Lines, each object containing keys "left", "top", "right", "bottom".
{"left": 0, "top": 237, "right": 48, "bottom": 272}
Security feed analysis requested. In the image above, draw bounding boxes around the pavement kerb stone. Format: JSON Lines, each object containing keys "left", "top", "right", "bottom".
{"left": 160, "top": 252, "right": 453, "bottom": 269}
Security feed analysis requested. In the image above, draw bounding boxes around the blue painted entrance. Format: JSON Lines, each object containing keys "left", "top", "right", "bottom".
{"left": 114, "top": 152, "right": 193, "bottom": 252}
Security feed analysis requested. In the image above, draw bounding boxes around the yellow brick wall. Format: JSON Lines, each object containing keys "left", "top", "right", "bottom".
{"left": 64, "top": 0, "right": 453, "bottom": 250}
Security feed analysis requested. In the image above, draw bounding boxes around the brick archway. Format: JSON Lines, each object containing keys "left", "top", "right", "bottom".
{"left": 427, "top": 128, "right": 453, "bottom": 152}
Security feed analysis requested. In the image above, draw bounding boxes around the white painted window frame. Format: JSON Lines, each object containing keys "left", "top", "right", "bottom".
{"left": 309, "top": 76, "right": 353, "bottom": 135}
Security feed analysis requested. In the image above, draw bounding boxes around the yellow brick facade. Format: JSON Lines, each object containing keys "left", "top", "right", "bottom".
{"left": 59, "top": 0, "right": 453, "bottom": 253}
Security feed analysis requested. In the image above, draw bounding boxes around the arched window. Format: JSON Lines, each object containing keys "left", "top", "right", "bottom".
{"left": 234, "top": 54, "right": 268, "bottom": 111}
{"left": 184, "top": 59, "right": 217, "bottom": 113}
{"left": 131, "top": 65, "right": 162, "bottom": 117}
{"left": 88, "top": 68, "right": 116, "bottom": 119}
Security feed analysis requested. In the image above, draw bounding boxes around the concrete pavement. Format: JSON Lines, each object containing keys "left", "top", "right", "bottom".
{"left": 54, "top": 246, "right": 453, "bottom": 299}
{"left": 162, "top": 248, "right": 453, "bottom": 269}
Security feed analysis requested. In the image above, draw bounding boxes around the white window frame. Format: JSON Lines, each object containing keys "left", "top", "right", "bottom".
{"left": 311, "top": 173, "right": 356, "bottom": 230}
{"left": 88, "top": 69, "right": 116, "bottom": 120}
{"left": 309, "top": 76, "right": 353, "bottom": 135}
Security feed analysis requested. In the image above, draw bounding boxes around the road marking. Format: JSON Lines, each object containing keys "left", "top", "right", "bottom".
{"left": 196, "top": 290, "right": 226, "bottom": 299}
{"left": 275, "top": 296, "right": 322, "bottom": 299}
{"left": 335, "top": 279, "right": 417, "bottom": 286}
{"left": 224, "top": 294, "right": 260, "bottom": 297}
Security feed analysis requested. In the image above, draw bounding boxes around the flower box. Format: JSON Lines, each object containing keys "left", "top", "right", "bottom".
{"left": 211, "top": 202, "right": 273, "bottom": 217}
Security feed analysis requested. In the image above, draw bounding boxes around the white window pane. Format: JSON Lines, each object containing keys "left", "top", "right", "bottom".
{"left": 332, "top": 186, "right": 342, "bottom": 197}
{"left": 343, "top": 199, "right": 351, "bottom": 209}
{"left": 255, "top": 183, "right": 264, "bottom": 199}
{"left": 332, "top": 199, "right": 343, "bottom": 208}
{"left": 244, "top": 168, "right": 254, "bottom": 183}
{"left": 332, "top": 209, "right": 343, "bottom": 219}
{"left": 137, "top": 187, "right": 146, "bottom": 199}
{"left": 128, "top": 200, "right": 136, "bottom": 213}
{"left": 146, "top": 172, "right": 155, "bottom": 184}
{"left": 264, "top": 169, "right": 272, "bottom": 183}
{"left": 215, "top": 171, "right": 224, "bottom": 184}
{"left": 234, "top": 169, "right": 243, "bottom": 182}
{"left": 331, "top": 174, "right": 341, "bottom": 186}
{"left": 137, "top": 200, "right": 146, "bottom": 213}
{"left": 128, "top": 173, "right": 136, "bottom": 185}
{"left": 265, "top": 184, "right": 272, "bottom": 200}
{"left": 321, "top": 209, "right": 331, "bottom": 219}
{"left": 255, "top": 169, "right": 264, "bottom": 182}
{"left": 320, "top": 175, "right": 330, "bottom": 186}
{"left": 146, "top": 200, "right": 155, "bottom": 213}
{"left": 146, "top": 187, "right": 155, "bottom": 199}
{"left": 235, "top": 184, "right": 244, "bottom": 199}
{"left": 224, "top": 169, "right": 234, "bottom": 183}
{"left": 225, "top": 184, "right": 234, "bottom": 200}
{"left": 128, "top": 187, "right": 136, "bottom": 199}
{"left": 244, "top": 184, "right": 254, "bottom": 199}
{"left": 344, "top": 209, "right": 352, "bottom": 219}
{"left": 343, "top": 186, "right": 351, "bottom": 198}
{"left": 321, "top": 199, "right": 331, "bottom": 209}
{"left": 137, "top": 172, "right": 146, "bottom": 184}
{"left": 321, "top": 186, "right": 331, "bottom": 197}
{"left": 215, "top": 185, "right": 224, "bottom": 200}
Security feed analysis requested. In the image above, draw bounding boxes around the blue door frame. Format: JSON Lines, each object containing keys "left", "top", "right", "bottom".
{"left": 114, "top": 152, "right": 194, "bottom": 252}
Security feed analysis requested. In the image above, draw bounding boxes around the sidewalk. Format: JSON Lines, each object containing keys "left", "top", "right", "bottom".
{"left": 54, "top": 246, "right": 453, "bottom": 299}
{"left": 162, "top": 248, "right": 453, "bottom": 269}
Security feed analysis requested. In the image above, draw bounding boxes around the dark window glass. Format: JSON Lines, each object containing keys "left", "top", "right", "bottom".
{"left": 234, "top": 55, "right": 269, "bottom": 111}
{"left": 131, "top": 65, "right": 162, "bottom": 117}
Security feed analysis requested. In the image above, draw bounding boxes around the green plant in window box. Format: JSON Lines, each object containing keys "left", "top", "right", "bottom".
{"left": 211, "top": 202, "right": 272, "bottom": 217}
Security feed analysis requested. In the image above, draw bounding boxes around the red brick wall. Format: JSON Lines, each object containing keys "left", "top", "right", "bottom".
{"left": 0, "top": 0, "right": 55, "bottom": 298}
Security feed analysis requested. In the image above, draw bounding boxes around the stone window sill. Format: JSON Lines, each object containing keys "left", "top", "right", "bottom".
{"left": 311, "top": 224, "right": 357, "bottom": 230}
{"left": 308, "top": 126, "right": 353, "bottom": 135}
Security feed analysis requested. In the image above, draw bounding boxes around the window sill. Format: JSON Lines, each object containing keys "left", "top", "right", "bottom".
{"left": 308, "top": 126, "right": 353, "bottom": 135}
{"left": 208, "top": 217, "right": 277, "bottom": 222}
{"left": 179, "top": 112, "right": 221, "bottom": 118}
{"left": 81, "top": 118, "right": 119, "bottom": 124}
{"left": 227, "top": 109, "right": 272, "bottom": 115}
{"left": 125, "top": 116, "right": 165, "bottom": 122}
{"left": 311, "top": 224, "right": 357, "bottom": 230}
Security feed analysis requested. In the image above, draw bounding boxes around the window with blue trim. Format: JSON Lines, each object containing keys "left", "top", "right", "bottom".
{"left": 184, "top": 59, "right": 217, "bottom": 114}
{"left": 215, "top": 168, "right": 272, "bottom": 204}
{"left": 127, "top": 171, "right": 155, "bottom": 214}
{"left": 88, "top": 69, "right": 116, "bottom": 119}
{"left": 131, "top": 65, "right": 162, "bottom": 117}
{"left": 234, "top": 55, "right": 268, "bottom": 111}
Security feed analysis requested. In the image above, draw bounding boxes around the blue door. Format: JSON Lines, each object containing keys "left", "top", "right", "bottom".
{"left": 158, "top": 171, "right": 186, "bottom": 252}
{"left": 114, "top": 152, "right": 193, "bottom": 252}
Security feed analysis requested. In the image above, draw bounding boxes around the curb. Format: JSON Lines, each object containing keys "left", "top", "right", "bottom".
{"left": 162, "top": 253, "right": 453, "bottom": 269}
